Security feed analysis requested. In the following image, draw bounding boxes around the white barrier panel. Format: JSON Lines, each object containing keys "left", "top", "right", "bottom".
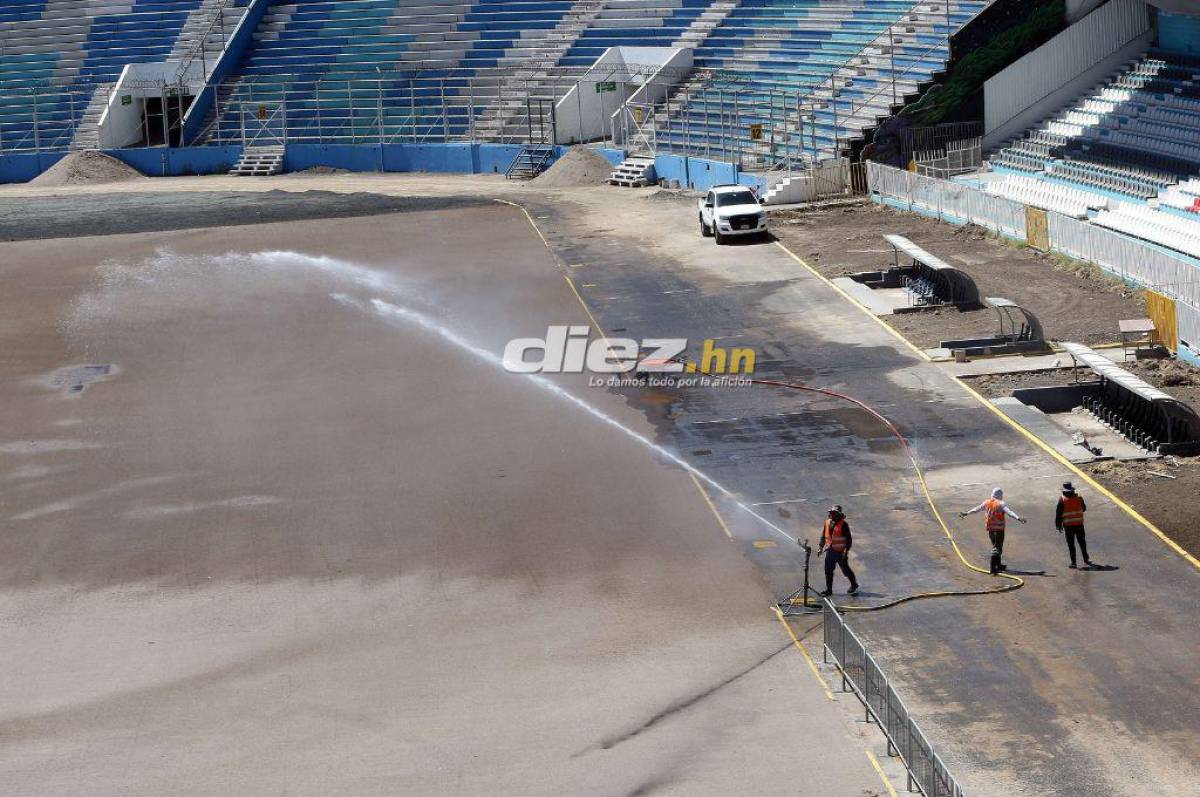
{"left": 867, "top": 162, "right": 1200, "bottom": 309}
{"left": 867, "top": 162, "right": 1026, "bottom": 239}
{"left": 1176, "top": 301, "right": 1200, "bottom": 348}
{"left": 1047, "top": 213, "right": 1200, "bottom": 307}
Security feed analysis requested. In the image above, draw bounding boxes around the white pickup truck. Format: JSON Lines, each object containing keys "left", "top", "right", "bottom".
{"left": 698, "top": 184, "right": 768, "bottom": 244}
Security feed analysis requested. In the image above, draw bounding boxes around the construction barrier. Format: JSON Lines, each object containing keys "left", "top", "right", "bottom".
{"left": 823, "top": 601, "right": 968, "bottom": 797}
{"left": 1145, "top": 290, "right": 1179, "bottom": 353}
{"left": 1025, "top": 206, "right": 1050, "bottom": 251}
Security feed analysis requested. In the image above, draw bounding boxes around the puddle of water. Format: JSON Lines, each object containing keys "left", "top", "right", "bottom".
{"left": 38, "top": 364, "right": 117, "bottom": 396}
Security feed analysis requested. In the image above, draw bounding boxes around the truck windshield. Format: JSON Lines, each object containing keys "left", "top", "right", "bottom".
{"left": 715, "top": 190, "right": 758, "bottom": 207}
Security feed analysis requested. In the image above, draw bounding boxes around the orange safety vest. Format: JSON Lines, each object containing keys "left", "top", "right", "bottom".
{"left": 1061, "top": 495, "right": 1085, "bottom": 527}
{"left": 984, "top": 498, "right": 1007, "bottom": 533}
{"left": 824, "top": 518, "right": 849, "bottom": 553}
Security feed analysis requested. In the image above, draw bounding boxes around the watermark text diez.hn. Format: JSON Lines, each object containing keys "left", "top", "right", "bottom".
{"left": 502, "top": 325, "right": 755, "bottom": 386}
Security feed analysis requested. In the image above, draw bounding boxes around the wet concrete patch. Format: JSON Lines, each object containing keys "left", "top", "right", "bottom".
{"left": 0, "top": 191, "right": 494, "bottom": 242}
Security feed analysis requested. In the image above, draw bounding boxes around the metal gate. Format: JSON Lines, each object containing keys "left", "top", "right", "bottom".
{"left": 526, "top": 97, "right": 556, "bottom": 145}
{"left": 236, "top": 101, "right": 287, "bottom": 147}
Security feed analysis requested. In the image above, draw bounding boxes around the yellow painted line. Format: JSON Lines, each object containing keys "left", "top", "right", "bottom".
{"left": 753, "top": 540, "right": 778, "bottom": 548}
{"left": 688, "top": 472, "right": 735, "bottom": 539}
{"left": 772, "top": 240, "right": 932, "bottom": 362}
{"left": 866, "top": 750, "right": 900, "bottom": 797}
{"left": 770, "top": 236, "right": 1197, "bottom": 572}
{"left": 512, "top": 198, "right": 743, "bottom": 555}
{"left": 494, "top": 198, "right": 550, "bottom": 248}
{"left": 953, "top": 377, "right": 1200, "bottom": 570}
{"left": 771, "top": 606, "right": 836, "bottom": 700}
{"left": 563, "top": 273, "right": 609, "bottom": 339}
{"left": 500, "top": 197, "right": 615, "bottom": 355}
{"left": 511, "top": 197, "right": 1191, "bottom": 575}
{"left": 516, "top": 199, "right": 738, "bottom": 549}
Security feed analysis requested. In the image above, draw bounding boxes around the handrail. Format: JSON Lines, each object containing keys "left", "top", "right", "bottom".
{"left": 805, "top": 0, "right": 933, "bottom": 114}
{"left": 173, "top": 0, "right": 248, "bottom": 84}
{"left": 809, "top": 0, "right": 994, "bottom": 157}
{"left": 834, "top": 37, "right": 952, "bottom": 126}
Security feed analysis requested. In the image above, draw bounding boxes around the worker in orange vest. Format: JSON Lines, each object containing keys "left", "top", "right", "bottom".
{"left": 959, "top": 487, "right": 1027, "bottom": 575}
{"left": 1055, "top": 482, "right": 1092, "bottom": 569}
{"left": 816, "top": 505, "right": 859, "bottom": 596}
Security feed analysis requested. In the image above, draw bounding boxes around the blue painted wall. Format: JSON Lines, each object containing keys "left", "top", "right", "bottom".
{"left": 105, "top": 145, "right": 243, "bottom": 177}
{"left": 594, "top": 147, "right": 627, "bottom": 167}
{"left": 1179, "top": 342, "right": 1200, "bottom": 368}
{"left": 0, "top": 151, "right": 67, "bottom": 184}
{"left": 1159, "top": 11, "right": 1200, "bottom": 55}
{"left": 282, "top": 143, "right": 567, "bottom": 174}
{"left": 737, "top": 172, "right": 768, "bottom": 194}
{"left": 181, "top": 0, "right": 273, "bottom": 145}
{"left": 284, "top": 144, "right": 385, "bottom": 173}
{"left": 1, "top": 144, "right": 746, "bottom": 189}
{"left": 653, "top": 154, "right": 744, "bottom": 192}
{"left": 475, "top": 144, "right": 528, "bottom": 174}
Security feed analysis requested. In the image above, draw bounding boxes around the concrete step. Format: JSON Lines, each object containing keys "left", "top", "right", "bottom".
{"left": 608, "top": 155, "right": 656, "bottom": 187}
{"left": 229, "top": 146, "right": 284, "bottom": 176}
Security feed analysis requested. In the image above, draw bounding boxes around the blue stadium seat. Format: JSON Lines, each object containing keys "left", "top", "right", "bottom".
{"left": 0, "top": 0, "right": 219, "bottom": 151}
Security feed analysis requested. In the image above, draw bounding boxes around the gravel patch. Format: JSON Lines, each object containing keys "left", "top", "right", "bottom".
{"left": 31, "top": 152, "right": 145, "bottom": 187}
{"left": 533, "top": 146, "right": 613, "bottom": 188}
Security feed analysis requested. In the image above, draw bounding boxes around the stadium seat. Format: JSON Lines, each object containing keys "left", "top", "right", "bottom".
{"left": 985, "top": 51, "right": 1200, "bottom": 258}
{"left": 0, "top": 0, "right": 244, "bottom": 151}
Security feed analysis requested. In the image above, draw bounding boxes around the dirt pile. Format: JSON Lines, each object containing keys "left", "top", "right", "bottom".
{"left": 31, "top": 151, "right": 145, "bottom": 187}
{"left": 643, "top": 188, "right": 691, "bottom": 203}
{"left": 532, "top": 146, "right": 613, "bottom": 187}
{"left": 283, "top": 166, "right": 352, "bottom": 177}
{"left": 1132, "top": 358, "right": 1200, "bottom": 387}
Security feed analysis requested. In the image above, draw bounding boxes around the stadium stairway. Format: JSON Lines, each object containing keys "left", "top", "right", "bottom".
{"left": 229, "top": 142, "right": 284, "bottom": 173}
{"left": 199, "top": 0, "right": 751, "bottom": 145}
{"left": 191, "top": 0, "right": 991, "bottom": 157}
{"left": 0, "top": 0, "right": 249, "bottom": 152}
{"left": 646, "top": 0, "right": 991, "bottom": 167}
{"left": 470, "top": 0, "right": 606, "bottom": 142}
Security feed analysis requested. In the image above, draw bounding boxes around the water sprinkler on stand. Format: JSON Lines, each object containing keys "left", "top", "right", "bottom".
{"left": 776, "top": 538, "right": 823, "bottom": 616}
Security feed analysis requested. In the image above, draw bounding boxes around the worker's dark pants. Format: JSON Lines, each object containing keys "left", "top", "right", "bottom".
{"left": 1064, "top": 524, "right": 1089, "bottom": 566}
{"left": 824, "top": 550, "right": 857, "bottom": 592}
{"left": 988, "top": 530, "right": 1005, "bottom": 574}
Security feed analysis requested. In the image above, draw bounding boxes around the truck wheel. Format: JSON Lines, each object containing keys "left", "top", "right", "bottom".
{"left": 700, "top": 215, "right": 711, "bottom": 237}
{"left": 714, "top": 228, "right": 725, "bottom": 245}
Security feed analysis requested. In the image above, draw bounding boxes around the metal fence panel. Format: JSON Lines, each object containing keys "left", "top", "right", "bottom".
{"left": 868, "top": 162, "right": 1200, "bottom": 314}
{"left": 867, "top": 162, "right": 1027, "bottom": 239}
{"left": 822, "top": 599, "right": 968, "bottom": 797}
{"left": 1177, "top": 301, "right": 1200, "bottom": 348}
{"left": 1048, "top": 212, "right": 1200, "bottom": 307}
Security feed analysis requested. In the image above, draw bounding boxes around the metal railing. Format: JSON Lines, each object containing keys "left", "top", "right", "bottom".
{"left": 173, "top": 0, "right": 251, "bottom": 85}
{"left": 0, "top": 3, "right": 973, "bottom": 166}
{"left": 0, "top": 81, "right": 105, "bottom": 153}
{"left": 867, "top": 161, "right": 1200, "bottom": 309}
{"left": 195, "top": 67, "right": 679, "bottom": 148}
{"left": 823, "top": 600, "right": 967, "bottom": 797}
{"left": 807, "top": 1, "right": 990, "bottom": 158}
{"left": 901, "top": 121, "right": 984, "bottom": 162}
{"left": 914, "top": 137, "right": 981, "bottom": 179}
{"left": 0, "top": 76, "right": 194, "bottom": 153}
{"left": 1, "top": 61, "right": 961, "bottom": 167}
{"left": 869, "top": 158, "right": 1200, "bottom": 364}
